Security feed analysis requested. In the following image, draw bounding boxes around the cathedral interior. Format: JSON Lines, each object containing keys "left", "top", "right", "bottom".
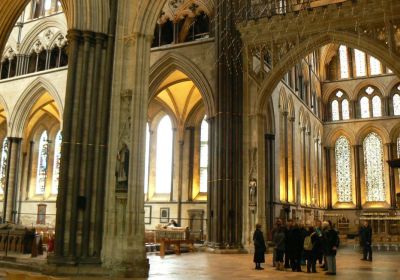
{"left": 0, "top": 0, "right": 400, "bottom": 278}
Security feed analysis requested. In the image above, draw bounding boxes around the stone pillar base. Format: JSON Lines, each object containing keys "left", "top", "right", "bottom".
{"left": 45, "top": 257, "right": 149, "bottom": 278}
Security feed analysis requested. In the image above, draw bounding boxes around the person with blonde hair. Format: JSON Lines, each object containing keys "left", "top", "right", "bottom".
{"left": 253, "top": 223, "right": 267, "bottom": 270}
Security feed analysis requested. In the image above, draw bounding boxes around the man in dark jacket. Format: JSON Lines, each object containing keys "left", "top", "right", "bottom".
{"left": 286, "top": 222, "right": 303, "bottom": 272}
{"left": 359, "top": 221, "right": 372, "bottom": 261}
{"left": 253, "top": 224, "right": 267, "bottom": 270}
{"left": 322, "top": 221, "right": 339, "bottom": 275}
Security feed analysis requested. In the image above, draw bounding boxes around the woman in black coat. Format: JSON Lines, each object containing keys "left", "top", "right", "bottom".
{"left": 253, "top": 224, "right": 267, "bottom": 270}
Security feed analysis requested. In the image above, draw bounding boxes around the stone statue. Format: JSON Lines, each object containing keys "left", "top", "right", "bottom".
{"left": 116, "top": 143, "right": 129, "bottom": 189}
{"left": 249, "top": 178, "right": 257, "bottom": 205}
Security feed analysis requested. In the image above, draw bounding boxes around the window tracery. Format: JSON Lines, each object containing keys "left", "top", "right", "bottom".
{"left": 335, "top": 136, "right": 352, "bottom": 202}
{"left": 36, "top": 131, "right": 49, "bottom": 195}
{"left": 359, "top": 86, "right": 382, "bottom": 119}
{"left": 330, "top": 90, "right": 350, "bottom": 121}
{"left": 363, "top": 132, "right": 386, "bottom": 202}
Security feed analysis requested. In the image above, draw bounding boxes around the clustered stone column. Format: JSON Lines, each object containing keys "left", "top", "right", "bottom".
{"left": 207, "top": 0, "right": 243, "bottom": 250}
{"left": 50, "top": 26, "right": 114, "bottom": 265}
{"left": 2, "top": 137, "right": 22, "bottom": 223}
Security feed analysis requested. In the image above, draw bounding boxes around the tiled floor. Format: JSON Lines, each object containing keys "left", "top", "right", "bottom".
{"left": 0, "top": 248, "right": 399, "bottom": 279}
{"left": 147, "top": 248, "right": 400, "bottom": 280}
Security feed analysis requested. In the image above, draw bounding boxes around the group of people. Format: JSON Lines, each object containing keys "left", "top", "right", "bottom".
{"left": 253, "top": 219, "right": 340, "bottom": 275}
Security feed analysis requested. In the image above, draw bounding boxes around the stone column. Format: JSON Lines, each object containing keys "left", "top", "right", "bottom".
{"left": 2, "top": 137, "right": 22, "bottom": 223}
{"left": 283, "top": 112, "right": 289, "bottom": 202}
{"left": 100, "top": 1, "right": 152, "bottom": 277}
{"left": 187, "top": 127, "right": 195, "bottom": 201}
{"left": 207, "top": 0, "right": 243, "bottom": 250}
{"left": 325, "top": 147, "right": 332, "bottom": 209}
{"left": 387, "top": 143, "right": 397, "bottom": 208}
{"left": 177, "top": 140, "right": 184, "bottom": 224}
{"left": 50, "top": 27, "right": 113, "bottom": 266}
{"left": 265, "top": 134, "right": 275, "bottom": 230}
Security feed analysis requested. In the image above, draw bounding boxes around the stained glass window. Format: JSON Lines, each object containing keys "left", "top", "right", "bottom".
{"left": 0, "top": 138, "right": 9, "bottom": 195}
{"left": 335, "top": 136, "right": 352, "bottom": 202}
{"left": 155, "top": 116, "right": 173, "bottom": 194}
{"left": 355, "top": 49, "right": 367, "bottom": 77}
{"left": 363, "top": 132, "right": 386, "bottom": 202}
{"left": 339, "top": 46, "right": 349, "bottom": 79}
{"left": 36, "top": 131, "right": 49, "bottom": 194}
{"left": 393, "top": 94, "right": 400, "bottom": 115}
{"left": 360, "top": 96, "right": 370, "bottom": 118}
{"left": 51, "top": 131, "right": 62, "bottom": 194}
{"left": 342, "top": 99, "right": 350, "bottom": 120}
{"left": 199, "top": 118, "right": 208, "bottom": 193}
{"left": 372, "top": 95, "right": 382, "bottom": 117}
{"left": 369, "top": 56, "right": 381, "bottom": 75}
{"left": 144, "top": 123, "right": 150, "bottom": 194}
{"left": 332, "top": 100, "right": 339, "bottom": 121}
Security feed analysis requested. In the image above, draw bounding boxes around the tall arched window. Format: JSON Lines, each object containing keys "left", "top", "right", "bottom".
{"left": 339, "top": 45, "right": 349, "bottom": 79}
{"left": 36, "top": 131, "right": 49, "bottom": 194}
{"left": 155, "top": 116, "right": 173, "bottom": 194}
{"left": 342, "top": 99, "right": 350, "bottom": 120}
{"left": 330, "top": 90, "right": 350, "bottom": 121}
{"left": 393, "top": 93, "right": 400, "bottom": 116}
{"left": 199, "top": 117, "right": 209, "bottom": 193}
{"left": 331, "top": 100, "right": 339, "bottom": 121}
{"left": 51, "top": 131, "right": 62, "bottom": 194}
{"left": 359, "top": 86, "right": 383, "bottom": 118}
{"left": 372, "top": 95, "right": 382, "bottom": 117}
{"left": 0, "top": 138, "right": 9, "bottom": 195}
{"left": 355, "top": 49, "right": 367, "bottom": 77}
{"left": 369, "top": 56, "right": 382, "bottom": 75}
{"left": 144, "top": 123, "right": 150, "bottom": 194}
{"left": 360, "top": 96, "right": 370, "bottom": 118}
{"left": 392, "top": 85, "right": 400, "bottom": 116}
{"left": 363, "top": 132, "right": 385, "bottom": 202}
{"left": 335, "top": 136, "right": 352, "bottom": 202}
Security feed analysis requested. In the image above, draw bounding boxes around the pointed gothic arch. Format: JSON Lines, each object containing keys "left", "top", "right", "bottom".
{"left": 257, "top": 31, "right": 400, "bottom": 114}
{"left": 149, "top": 52, "right": 215, "bottom": 117}
{"left": 10, "top": 77, "right": 63, "bottom": 137}
{"left": 19, "top": 20, "right": 67, "bottom": 54}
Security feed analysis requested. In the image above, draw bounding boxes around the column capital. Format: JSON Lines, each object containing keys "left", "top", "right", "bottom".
{"left": 66, "top": 29, "right": 83, "bottom": 42}
{"left": 8, "top": 137, "right": 22, "bottom": 143}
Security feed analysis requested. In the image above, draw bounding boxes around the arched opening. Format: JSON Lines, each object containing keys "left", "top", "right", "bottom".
{"left": 145, "top": 68, "right": 209, "bottom": 242}
{"left": 18, "top": 91, "right": 61, "bottom": 226}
